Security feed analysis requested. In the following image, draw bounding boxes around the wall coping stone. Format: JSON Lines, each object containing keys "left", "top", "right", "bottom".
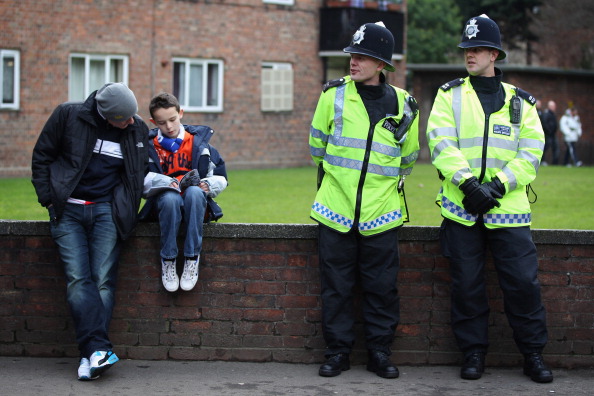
{"left": 0, "top": 220, "right": 592, "bottom": 245}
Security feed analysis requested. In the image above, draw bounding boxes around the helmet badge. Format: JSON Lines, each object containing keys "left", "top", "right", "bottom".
{"left": 465, "top": 18, "right": 480, "bottom": 40}
{"left": 352, "top": 25, "right": 366, "bottom": 45}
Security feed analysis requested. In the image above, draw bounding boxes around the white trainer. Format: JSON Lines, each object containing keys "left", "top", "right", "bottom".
{"left": 161, "top": 258, "right": 179, "bottom": 292}
{"left": 89, "top": 350, "right": 119, "bottom": 377}
{"left": 180, "top": 256, "right": 200, "bottom": 291}
{"left": 77, "top": 357, "right": 99, "bottom": 381}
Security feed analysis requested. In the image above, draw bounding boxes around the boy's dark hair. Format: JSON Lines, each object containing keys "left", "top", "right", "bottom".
{"left": 149, "top": 92, "right": 181, "bottom": 118}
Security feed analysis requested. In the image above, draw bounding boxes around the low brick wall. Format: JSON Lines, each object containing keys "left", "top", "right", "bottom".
{"left": 1, "top": 221, "right": 593, "bottom": 368}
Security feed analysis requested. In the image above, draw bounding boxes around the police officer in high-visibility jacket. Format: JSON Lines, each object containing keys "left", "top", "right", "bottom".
{"left": 309, "top": 21, "right": 419, "bottom": 379}
{"left": 426, "top": 15, "right": 553, "bottom": 383}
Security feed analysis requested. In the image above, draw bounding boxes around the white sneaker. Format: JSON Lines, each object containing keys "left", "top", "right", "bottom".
{"left": 180, "top": 256, "right": 200, "bottom": 291}
{"left": 77, "top": 357, "right": 99, "bottom": 381}
{"left": 161, "top": 258, "right": 179, "bottom": 292}
{"left": 89, "top": 350, "right": 118, "bottom": 377}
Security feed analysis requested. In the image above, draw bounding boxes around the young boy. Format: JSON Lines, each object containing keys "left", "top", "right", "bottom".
{"left": 141, "top": 92, "right": 228, "bottom": 292}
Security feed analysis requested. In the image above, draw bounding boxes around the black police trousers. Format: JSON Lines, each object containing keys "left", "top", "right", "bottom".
{"left": 318, "top": 225, "right": 400, "bottom": 356}
{"left": 440, "top": 218, "right": 548, "bottom": 356}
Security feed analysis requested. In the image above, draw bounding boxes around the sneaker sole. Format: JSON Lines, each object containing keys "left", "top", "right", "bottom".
{"left": 90, "top": 354, "right": 119, "bottom": 377}
{"left": 78, "top": 374, "right": 100, "bottom": 381}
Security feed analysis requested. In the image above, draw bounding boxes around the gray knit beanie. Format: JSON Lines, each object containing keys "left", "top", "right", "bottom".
{"left": 96, "top": 82, "right": 138, "bottom": 122}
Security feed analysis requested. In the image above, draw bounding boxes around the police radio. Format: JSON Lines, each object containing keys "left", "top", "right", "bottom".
{"left": 510, "top": 95, "right": 521, "bottom": 124}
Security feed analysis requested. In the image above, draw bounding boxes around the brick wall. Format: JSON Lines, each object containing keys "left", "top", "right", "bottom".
{"left": 0, "top": 0, "right": 330, "bottom": 176}
{"left": 1, "top": 221, "right": 592, "bottom": 368}
{"left": 410, "top": 65, "right": 594, "bottom": 165}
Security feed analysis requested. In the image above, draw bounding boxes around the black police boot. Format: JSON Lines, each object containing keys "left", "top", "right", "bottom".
{"left": 460, "top": 352, "right": 485, "bottom": 380}
{"left": 318, "top": 353, "right": 350, "bottom": 377}
{"left": 366, "top": 350, "right": 399, "bottom": 379}
{"left": 523, "top": 353, "right": 553, "bottom": 383}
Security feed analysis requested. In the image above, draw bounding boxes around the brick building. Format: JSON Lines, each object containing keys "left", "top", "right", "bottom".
{"left": 0, "top": 0, "right": 408, "bottom": 177}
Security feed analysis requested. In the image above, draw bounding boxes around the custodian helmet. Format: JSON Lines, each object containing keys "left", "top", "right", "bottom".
{"left": 343, "top": 22, "right": 396, "bottom": 72}
{"left": 458, "top": 14, "right": 506, "bottom": 60}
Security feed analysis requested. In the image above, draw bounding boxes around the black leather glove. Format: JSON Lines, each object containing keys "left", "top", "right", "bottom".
{"left": 483, "top": 177, "right": 505, "bottom": 198}
{"left": 459, "top": 176, "right": 501, "bottom": 215}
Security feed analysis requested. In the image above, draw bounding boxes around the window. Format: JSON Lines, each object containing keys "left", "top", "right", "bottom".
{"left": 261, "top": 62, "right": 293, "bottom": 112}
{"left": 1, "top": 49, "right": 20, "bottom": 110}
{"left": 69, "top": 54, "right": 128, "bottom": 101}
{"left": 173, "top": 58, "right": 224, "bottom": 112}
{"left": 263, "top": 0, "right": 294, "bottom": 5}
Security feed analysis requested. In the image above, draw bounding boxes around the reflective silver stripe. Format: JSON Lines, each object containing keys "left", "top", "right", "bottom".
{"left": 467, "top": 157, "right": 509, "bottom": 169}
{"left": 442, "top": 196, "right": 531, "bottom": 224}
{"left": 428, "top": 126, "right": 458, "bottom": 140}
{"left": 452, "top": 86, "right": 462, "bottom": 134}
{"left": 520, "top": 137, "right": 544, "bottom": 151}
{"left": 310, "top": 146, "right": 325, "bottom": 157}
{"left": 401, "top": 150, "right": 419, "bottom": 166}
{"left": 325, "top": 153, "right": 362, "bottom": 171}
{"left": 459, "top": 136, "right": 519, "bottom": 151}
{"left": 325, "top": 153, "right": 403, "bottom": 177}
{"left": 367, "top": 162, "right": 401, "bottom": 177}
{"left": 431, "top": 138, "right": 458, "bottom": 162}
{"left": 358, "top": 209, "right": 402, "bottom": 231}
{"left": 452, "top": 168, "right": 470, "bottom": 186}
{"left": 310, "top": 126, "right": 329, "bottom": 142}
{"left": 312, "top": 201, "right": 353, "bottom": 228}
{"left": 503, "top": 167, "right": 517, "bottom": 190}
{"left": 333, "top": 85, "right": 346, "bottom": 138}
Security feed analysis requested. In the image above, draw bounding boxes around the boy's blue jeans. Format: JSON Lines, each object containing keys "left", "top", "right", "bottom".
{"left": 156, "top": 186, "right": 207, "bottom": 259}
{"left": 50, "top": 202, "right": 119, "bottom": 358}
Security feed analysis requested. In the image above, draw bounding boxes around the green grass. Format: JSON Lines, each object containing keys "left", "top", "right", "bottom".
{"left": 2, "top": 164, "right": 593, "bottom": 229}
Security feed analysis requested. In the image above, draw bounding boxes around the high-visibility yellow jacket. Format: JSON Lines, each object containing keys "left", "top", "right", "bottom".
{"left": 426, "top": 77, "right": 544, "bottom": 228}
{"left": 309, "top": 76, "right": 419, "bottom": 235}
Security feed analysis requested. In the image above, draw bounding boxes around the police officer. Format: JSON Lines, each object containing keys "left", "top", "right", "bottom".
{"left": 309, "top": 22, "right": 419, "bottom": 379}
{"left": 426, "top": 15, "right": 553, "bottom": 383}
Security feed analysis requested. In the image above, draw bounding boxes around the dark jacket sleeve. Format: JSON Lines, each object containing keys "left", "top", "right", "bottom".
{"left": 31, "top": 104, "right": 67, "bottom": 207}
{"left": 112, "top": 117, "right": 150, "bottom": 240}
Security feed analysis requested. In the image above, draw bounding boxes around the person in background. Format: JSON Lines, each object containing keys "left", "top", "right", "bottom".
{"left": 426, "top": 15, "right": 553, "bottom": 383}
{"left": 140, "top": 92, "right": 228, "bottom": 292}
{"left": 559, "top": 106, "right": 583, "bottom": 167}
{"left": 541, "top": 100, "right": 559, "bottom": 166}
{"left": 309, "top": 21, "right": 419, "bottom": 379}
{"left": 31, "top": 83, "right": 149, "bottom": 381}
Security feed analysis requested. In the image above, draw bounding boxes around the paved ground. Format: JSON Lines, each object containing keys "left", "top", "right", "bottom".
{"left": 1, "top": 356, "right": 592, "bottom": 396}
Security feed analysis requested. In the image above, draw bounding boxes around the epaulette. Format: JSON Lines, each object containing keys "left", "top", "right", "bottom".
{"left": 440, "top": 78, "right": 464, "bottom": 91}
{"left": 514, "top": 87, "right": 537, "bottom": 106}
{"left": 322, "top": 78, "right": 346, "bottom": 93}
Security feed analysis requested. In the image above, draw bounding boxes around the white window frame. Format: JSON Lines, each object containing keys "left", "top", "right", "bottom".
{"left": 1, "top": 49, "right": 20, "bottom": 110}
{"left": 263, "top": 0, "right": 294, "bottom": 5}
{"left": 261, "top": 62, "right": 293, "bottom": 112}
{"left": 173, "top": 57, "right": 224, "bottom": 113}
{"left": 68, "top": 53, "right": 129, "bottom": 101}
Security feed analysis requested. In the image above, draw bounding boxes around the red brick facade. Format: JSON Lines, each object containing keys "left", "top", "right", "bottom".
{"left": 0, "top": 0, "right": 408, "bottom": 177}
{"left": 1, "top": 222, "right": 593, "bottom": 368}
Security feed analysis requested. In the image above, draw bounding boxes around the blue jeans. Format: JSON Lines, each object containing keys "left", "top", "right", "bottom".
{"left": 156, "top": 186, "right": 207, "bottom": 259}
{"left": 50, "top": 202, "right": 120, "bottom": 358}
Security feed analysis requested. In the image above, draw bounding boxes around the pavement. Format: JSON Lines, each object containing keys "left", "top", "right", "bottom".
{"left": 1, "top": 356, "right": 592, "bottom": 396}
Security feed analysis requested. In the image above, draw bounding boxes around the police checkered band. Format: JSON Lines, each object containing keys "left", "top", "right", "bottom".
{"left": 442, "top": 196, "right": 531, "bottom": 224}
{"left": 312, "top": 202, "right": 354, "bottom": 228}
{"left": 483, "top": 213, "right": 531, "bottom": 225}
{"left": 441, "top": 196, "right": 477, "bottom": 221}
{"left": 358, "top": 210, "right": 402, "bottom": 231}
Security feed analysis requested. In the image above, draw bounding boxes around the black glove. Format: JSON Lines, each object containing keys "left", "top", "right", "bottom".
{"left": 483, "top": 177, "right": 505, "bottom": 199}
{"left": 459, "top": 176, "right": 501, "bottom": 215}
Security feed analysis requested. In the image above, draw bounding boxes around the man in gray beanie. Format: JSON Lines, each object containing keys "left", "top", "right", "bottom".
{"left": 32, "top": 82, "right": 149, "bottom": 381}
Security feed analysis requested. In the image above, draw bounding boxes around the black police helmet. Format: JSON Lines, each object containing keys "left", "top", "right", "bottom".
{"left": 343, "top": 22, "right": 395, "bottom": 72}
{"left": 458, "top": 14, "right": 507, "bottom": 60}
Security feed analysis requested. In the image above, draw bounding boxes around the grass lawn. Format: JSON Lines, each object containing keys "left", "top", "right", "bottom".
{"left": 2, "top": 163, "right": 592, "bottom": 230}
